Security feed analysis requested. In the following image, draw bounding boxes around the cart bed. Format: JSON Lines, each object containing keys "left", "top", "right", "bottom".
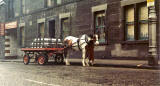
{"left": 21, "top": 48, "right": 64, "bottom": 52}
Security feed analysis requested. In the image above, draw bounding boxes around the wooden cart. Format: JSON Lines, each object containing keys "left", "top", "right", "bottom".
{"left": 21, "top": 38, "right": 65, "bottom": 65}
{"left": 21, "top": 48, "right": 64, "bottom": 65}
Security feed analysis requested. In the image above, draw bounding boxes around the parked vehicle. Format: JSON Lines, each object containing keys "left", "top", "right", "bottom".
{"left": 21, "top": 38, "right": 64, "bottom": 65}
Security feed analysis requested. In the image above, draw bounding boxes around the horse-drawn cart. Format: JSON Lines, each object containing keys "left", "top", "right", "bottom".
{"left": 21, "top": 38, "right": 65, "bottom": 65}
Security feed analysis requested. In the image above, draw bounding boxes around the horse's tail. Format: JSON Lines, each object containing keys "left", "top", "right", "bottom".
{"left": 63, "top": 39, "right": 67, "bottom": 48}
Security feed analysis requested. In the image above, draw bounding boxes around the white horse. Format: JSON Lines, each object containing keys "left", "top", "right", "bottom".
{"left": 63, "top": 34, "right": 99, "bottom": 66}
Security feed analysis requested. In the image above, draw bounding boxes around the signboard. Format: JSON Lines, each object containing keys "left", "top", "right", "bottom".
{"left": 5, "top": 21, "right": 17, "bottom": 29}
{"left": 0, "top": 23, "right": 5, "bottom": 36}
{"left": 147, "top": 0, "right": 155, "bottom": 7}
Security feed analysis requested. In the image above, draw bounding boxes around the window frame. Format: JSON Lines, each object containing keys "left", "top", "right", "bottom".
{"left": 38, "top": 22, "right": 45, "bottom": 38}
{"left": 124, "top": 4, "right": 135, "bottom": 41}
{"left": 46, "top": 0, "right": 61, "bottom": 8}
{"left": 93, "top": 10, "right": 107, "bottom": 44}
{"left": 123, "top": 2, "right": 149, "bottom": 42}
{"left": 20, "top": 26, "right": 25, "bottom": 47}
{"left": 60, "top": 17, "right": 71, "bottom": 39}
{"left": 137, "top": 2, "right": 149, "bottom": 40}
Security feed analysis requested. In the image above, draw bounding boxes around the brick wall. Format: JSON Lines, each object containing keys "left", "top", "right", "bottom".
{"left": 19, "top": 0, "right": 149, "bottom": 59}
{"left": 2, "top": 0, "right": 156, "bottom": 59}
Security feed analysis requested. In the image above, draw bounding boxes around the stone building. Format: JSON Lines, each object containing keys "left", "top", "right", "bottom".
{"left": 0, "top": 0, "right": 159, "bottom": 65}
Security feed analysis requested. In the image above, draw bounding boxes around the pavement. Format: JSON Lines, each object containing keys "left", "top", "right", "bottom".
{"left": 0, "top": 58, "right": 160, "bottom": 69}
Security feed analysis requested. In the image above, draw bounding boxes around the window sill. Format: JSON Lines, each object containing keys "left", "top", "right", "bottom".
{"left": 122, "top": 40, "right": 148, "bottom": 44}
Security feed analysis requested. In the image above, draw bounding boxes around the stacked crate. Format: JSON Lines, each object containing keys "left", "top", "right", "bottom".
{"left": 31, "top": 38, "right": 63, "bottom": 48}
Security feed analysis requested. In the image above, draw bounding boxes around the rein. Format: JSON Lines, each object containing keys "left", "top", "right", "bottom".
{"left": 72, "top": 38, "right": 86, "bottom": 51}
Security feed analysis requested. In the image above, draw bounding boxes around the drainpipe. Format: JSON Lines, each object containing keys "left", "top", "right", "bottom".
{"left": 147, "top": 0, "right": 158, "bottom": 66}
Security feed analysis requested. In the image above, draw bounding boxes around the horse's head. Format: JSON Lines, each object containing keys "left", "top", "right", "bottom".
{"left": 88, "top": 34, "right": 99, "bottom": 45}
{"left": 94, "top": 34, "right": 99, "bottom": 45}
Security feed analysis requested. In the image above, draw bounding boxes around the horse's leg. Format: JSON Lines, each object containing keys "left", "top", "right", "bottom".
{"left": 64, "top": 48, "right": 70, "bottom": 65}
{"left": 90, "top": 53, "right": 94, "bottom": 66}
{"left": 82, "top": 48, "right": 86, "bottom": 66}
{"left": 85, "top": 47, "right": 90, "bottom": 66}
{"left": 89, "top": 46, "right": 94, "bottom": 66}
{"left": 85, "top": 57, "right": 90, "bottom": 66}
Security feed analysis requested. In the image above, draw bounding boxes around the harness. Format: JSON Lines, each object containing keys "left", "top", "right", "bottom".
{"left": 77, "top": 35, "right": 90, "bottom": 51}
{"left": 84, "top": 35, "right": 90, "bottom": 44}
{"left": 77, "top": 39, "right": 82, "bottom": 51}
{"left": 65, "top": 35, "right": 91, "bottom": 51}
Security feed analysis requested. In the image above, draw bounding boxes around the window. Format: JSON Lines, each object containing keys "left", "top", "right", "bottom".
{"left": 22, "top": 0, "right": 25, "bottom": 14}
{"left": 49, "top": 20, "right": 55, "bottom": 38}
{"left": 125, "top": 5, "right": 135, "bottom": 41}
{"left": 61, "top": 18, "right": 70, "bottom": 39}
{"left": 8, "top": 0, "right": 14, "bottom": 18}
{"left": 57, "top": 0, "right": 61, "bottom": 5}
{"left": 0, "top": 23, "right": 5, "bottom": 36}
{"left": 47, "top": 0, "right": 61, "bottom": 7}
{"left": 124, "top": 2, "right": 148, "bottom": 41}
{"left": 38, "top": 23, "right": 45, "bottom": 38}
{"left": 20, "top": 27, "right": 25, "bottom": 47}
{"left": 94, "top": 11, "right": 106, "bottom": 43}
{"left": 138, "top": 3, "right": 148, "bottom": 40}
{"left": 47, "top": 0, "right": 55, "bottom": 7}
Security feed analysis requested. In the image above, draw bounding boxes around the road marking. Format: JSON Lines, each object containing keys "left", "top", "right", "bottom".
{"left": 25, "top": 79, "right": 60, "bottom": 86}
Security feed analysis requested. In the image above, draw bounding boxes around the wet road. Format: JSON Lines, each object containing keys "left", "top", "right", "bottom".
{"left": 0, "top": 62, "right": 160, "bottom": 86}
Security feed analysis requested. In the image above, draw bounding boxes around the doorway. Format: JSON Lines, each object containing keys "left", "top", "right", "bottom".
{"left": 49, "top": 20, "right": 55, "bottom": 38}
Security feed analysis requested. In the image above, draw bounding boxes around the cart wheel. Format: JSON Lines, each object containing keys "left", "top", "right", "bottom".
{"left": 55, "top": 54, "right": 64, "bottom": 64}
{"left": 23, "top": 54, "right": 30, "bottom": 65}
{"left": 38, "top": 54, "right": 47, "bottom": 65}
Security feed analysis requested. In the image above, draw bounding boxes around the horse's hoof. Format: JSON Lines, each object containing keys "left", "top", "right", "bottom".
{"left": 86, "top": 64, "right": 90, "bottom": 66}
{"left": 82, "top": 64, "right": 86, "bottom": 67}
{"left": 91, "top": 63, "right": 94, "bottom": 66}
{"left": 65, "top": 63, "right": 70, "bottom": 66}
{"left": 89, "top": 62, "right": 94, "bottom": 66}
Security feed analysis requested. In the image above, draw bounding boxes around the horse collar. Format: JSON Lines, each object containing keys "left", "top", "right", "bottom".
{"left": 84, "top": 35, "right": 90, "bottom": 45}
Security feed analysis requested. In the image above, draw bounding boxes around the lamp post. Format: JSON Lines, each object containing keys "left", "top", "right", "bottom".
{"left": 147, "top": 0, "right": 158, "bottom": 66}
